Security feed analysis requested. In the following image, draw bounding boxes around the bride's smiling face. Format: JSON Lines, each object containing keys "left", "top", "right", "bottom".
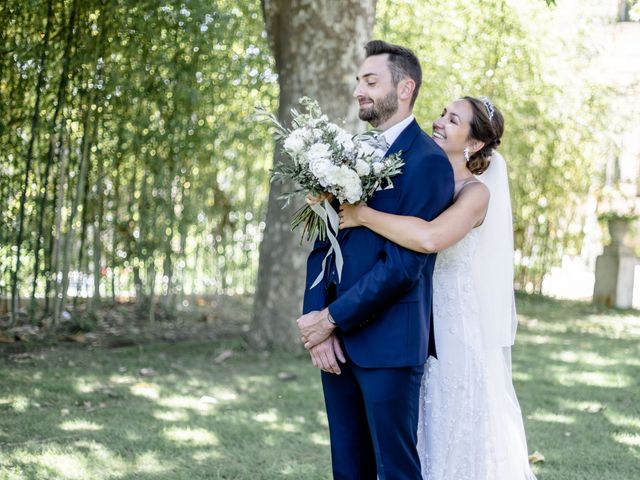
{"left": 431, "top": 100, "right": 474, "bottom": 156}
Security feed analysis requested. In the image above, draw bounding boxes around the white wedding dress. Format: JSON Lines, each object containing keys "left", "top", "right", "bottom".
{"left": 416, "top": 227, "right": 537, "bottom": 480}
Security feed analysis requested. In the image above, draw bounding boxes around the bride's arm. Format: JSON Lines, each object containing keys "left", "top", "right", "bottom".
{"left": 339, "top": 183, "right": 489, "bottom": 253}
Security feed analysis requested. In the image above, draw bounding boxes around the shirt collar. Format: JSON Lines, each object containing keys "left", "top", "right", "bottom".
{"left": 380, "top": 114, "right": 415, "bottom": 149}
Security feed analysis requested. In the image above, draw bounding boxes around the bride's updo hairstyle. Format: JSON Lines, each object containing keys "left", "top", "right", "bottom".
{"left": 462, "top": 96, "right": 504, "bottom": 175}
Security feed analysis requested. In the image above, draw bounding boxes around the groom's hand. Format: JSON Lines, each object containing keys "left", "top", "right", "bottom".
{"left": 297, "top": 308, "right": 336, "bottom": 350}
{"left": 309, "top": 334, "right": 346, "bottom": 375}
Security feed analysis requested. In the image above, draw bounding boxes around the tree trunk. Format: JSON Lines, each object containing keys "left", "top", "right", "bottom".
{"left": 250, "top": 0, "right": 376, "bottom": 350}
{"left": 48, "top": 127, "right": 70, "bottom": 319}
{"left": 56, "top": 103, "right": 94, "bottom": 321}
{"left": 11, "top": 0, "right": 54, "bottom": 324}
{"left": 30, "top": 0, "right": 77, "bottom": 320}
{"left": 92, "top": 150, "right": 105, "bottom": 307}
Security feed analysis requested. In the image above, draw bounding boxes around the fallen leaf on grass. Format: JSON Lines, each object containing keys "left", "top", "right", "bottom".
{"left": 214, "top": 350, "right": 233, "bottom": 364}
{"left": 9, "top": 353, "right": 44, "bottom": 363}
{"left": 528, "top": 451, "right": 545, "bottom": 464}
{"left": 583, "top": 404, "right": 606, "bottom": 413}
{"left": 0, "top": 331, "right": 15, "bottom": 343}
{"left": 102, "top": 388, "right": 122, "bottom": 399}
{"left": 65, "top": 333, "right": 86, "bottom": 343}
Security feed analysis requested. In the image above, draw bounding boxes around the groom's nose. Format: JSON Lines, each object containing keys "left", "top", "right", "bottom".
{"left": 353, "top": 83, "right": 363, "bottom": 99}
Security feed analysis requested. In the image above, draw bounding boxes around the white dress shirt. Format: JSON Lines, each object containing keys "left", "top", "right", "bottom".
{"left": 380, "top": 114, "right": 415, "bottom": 154}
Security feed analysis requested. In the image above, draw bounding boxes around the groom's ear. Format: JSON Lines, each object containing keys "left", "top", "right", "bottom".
{"left": 398, "top": 77, "right": 416, "bottom": 104}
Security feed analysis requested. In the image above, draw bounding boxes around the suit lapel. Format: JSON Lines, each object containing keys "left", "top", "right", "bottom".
{"left": 384, "top": 119, "right": 421, "bottom": 159}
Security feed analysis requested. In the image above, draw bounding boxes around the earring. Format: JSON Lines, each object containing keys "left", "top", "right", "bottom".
{"left": 464, "top": 147, "right": 470, "bottom": 163}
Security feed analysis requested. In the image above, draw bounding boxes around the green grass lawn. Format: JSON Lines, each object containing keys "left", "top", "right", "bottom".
{"left": 1, "top": 295, "right": 639, "bottom": 479}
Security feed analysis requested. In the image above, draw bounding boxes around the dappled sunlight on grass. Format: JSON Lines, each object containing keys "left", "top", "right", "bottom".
{"left": 108, "top": 373, "right": 137, "bottom": 385}
{"left": 558, "top": 399, "right": 606, "bottom": 413}
{"left": 573, "top": 313, "right": 640, "bottom": 338}
{"left": 512, "top": 294, "right": 640, "bottom": 479}
{"left": 157, "top": 394, "right": 214, "bottom": 413}
{"left": 518, "top": 333, "right": 557, "bottom": 345}
{"left": 59, "top": 420, "right": 103, "bottom": 431}
{"left": 254, "top": 408, "right": 279, "bottom": 423}
{"left": 9, "top": 395, "right": 29, "bottom": 412}
{"left": 74, "top": 378, "right": 103, "bottom": 394}
{"left": 512, "top": 370, "right": 533, "bottom": 382}
{"left": 316, "top": 409, "right": 329, "bottom": 427}
{"left": 164, "top": 426, "right": 219, "bottom": 446}
{"left": 613, "top": 432, "right": 640, "bottom": 447}
{"left": 191, "top": 449, "right": 223, "bottom": 462}
{"left": 605, "top": 410, "right": 640, "bottom": 430}
{"left": 207, "top": 386, "right": 239, "bottom": 402}
{"left": 553, "top": 369, "right": 632, "bottom": 388}
{"left": 530, "top": 411, "right": 576, "bottom": 424}
{"left": 72, "top": 441, "right": 127, "bottom": 469}
{"left": 310, "top": 431, "right": 330, "bottom": 446}
{"left": 1, "top": 296, "right": 636, "bottom": 479}
{"left": 152, "top": 409, "right": 190, "bottom": 422}
{"left": 36, "top": 452, "right": 88, "bottom": 480}
{"left": 134, "top": 450, "right": 170, "bottom": 474}
{"left": 130, "top": 381, "right": 161, "bottom": 400}
{"left": 551, "top": 349, "right": 618, "bottom": 367}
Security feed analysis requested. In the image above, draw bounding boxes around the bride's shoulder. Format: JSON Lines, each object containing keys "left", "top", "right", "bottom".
{"left": 455, "top": 179, "right": 489, "bottom": 202}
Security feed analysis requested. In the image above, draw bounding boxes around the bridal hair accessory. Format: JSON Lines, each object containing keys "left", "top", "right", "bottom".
{"left": 464, "top": 147, "right": 471, "bottom": 163}
{"left": 481, "top": 97, "right": 495, "bottom": 121}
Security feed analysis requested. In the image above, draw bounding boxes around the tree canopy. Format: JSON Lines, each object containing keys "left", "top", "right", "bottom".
{"left": 0, "top": 0, "right": 627, "bottom": 322}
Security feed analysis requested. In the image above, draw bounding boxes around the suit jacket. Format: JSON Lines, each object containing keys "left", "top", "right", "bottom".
{"left": 303, "top": 119, "right": 454, "bottom": 368}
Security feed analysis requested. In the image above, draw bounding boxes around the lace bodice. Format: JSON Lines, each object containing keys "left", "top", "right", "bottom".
{"left": 433, "top": 227, "right": 480, "bottom": 275}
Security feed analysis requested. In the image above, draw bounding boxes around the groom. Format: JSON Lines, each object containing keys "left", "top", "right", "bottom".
{"left": 296, "top": 40, "right": 454, "bottom": 478}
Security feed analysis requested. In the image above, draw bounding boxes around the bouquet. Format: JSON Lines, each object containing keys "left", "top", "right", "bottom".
{"left": 257, "top": 97, "right": 404, "bottom": 287}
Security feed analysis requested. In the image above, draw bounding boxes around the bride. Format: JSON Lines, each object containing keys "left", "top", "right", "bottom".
{"left": 339, "top": 96, "right": 536, "bottom": 479}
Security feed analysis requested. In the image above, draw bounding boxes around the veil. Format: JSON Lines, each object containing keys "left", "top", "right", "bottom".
{"left": 473, "top": 151, "right": 537, "bottom": 479}
{"left": 472, "top": 151, "right": 518, "bottom": 348}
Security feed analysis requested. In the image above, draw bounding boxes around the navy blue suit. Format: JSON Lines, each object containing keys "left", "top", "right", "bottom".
{"left": 303, "top": 119, "right": 454, "bottom": 479}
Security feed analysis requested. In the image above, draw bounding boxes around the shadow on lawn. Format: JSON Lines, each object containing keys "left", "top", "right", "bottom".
{"left": 512, "top": 295, "right": 640, "bottom": 480}
{"left": 0, "top": 341, "right": 331, "bottom": 479}
{"left": 1, "top": 294, "right": 638, "bottom": 479}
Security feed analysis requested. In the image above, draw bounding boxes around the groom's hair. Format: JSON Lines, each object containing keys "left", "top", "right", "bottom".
{"left": 364, "top": 40, "right": 422, "bottom": 107}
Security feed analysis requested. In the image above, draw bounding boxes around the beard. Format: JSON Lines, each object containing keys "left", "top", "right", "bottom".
{"left": 358, "top": 89, "right": 398, "bottom": 127}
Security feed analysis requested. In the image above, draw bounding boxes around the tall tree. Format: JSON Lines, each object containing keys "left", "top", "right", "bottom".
{"left": 10, "top": 0, "right": 54, "bottom": 324}
{"left": 250, "top": 0, "right": 376, "bottom": 350}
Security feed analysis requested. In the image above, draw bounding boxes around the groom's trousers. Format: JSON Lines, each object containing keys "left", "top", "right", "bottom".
{"left": 321, "top": 343, "right": 424, "bottom": 480}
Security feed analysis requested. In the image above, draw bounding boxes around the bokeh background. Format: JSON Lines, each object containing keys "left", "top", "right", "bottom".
{"left": 1, "top": 1, "right": 639, "bottom": 479}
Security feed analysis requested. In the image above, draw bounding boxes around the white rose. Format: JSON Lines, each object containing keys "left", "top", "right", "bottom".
{"left": 372, "top": 161, "right": 384, "bottom": 175}
{"left": 343, "top": 177, "right": 363, "bottom": 203}
{"left": 283, "top": 133, "right": 305, "bottom": 156}
{"left": 327, "top": 122, "right": 341, "bottom": 134}
{"left": 307, "top": 142, "right": 331, "bottom": 163}
{"left": 336, "top": 130, "right": 355, "bottom": 152}
{"left": 310, "top": 159, "right": 339, "bottom": 188}
{"left": 354, "top": 159, "right": 371, "bottom": 177}
{"left": 330, "top": 166, "right": 362, "bottom": 203}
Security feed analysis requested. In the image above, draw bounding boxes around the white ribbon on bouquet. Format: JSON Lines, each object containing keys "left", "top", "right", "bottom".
{"left": 309, "top": 199, "right": 344, "bottom": 289}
